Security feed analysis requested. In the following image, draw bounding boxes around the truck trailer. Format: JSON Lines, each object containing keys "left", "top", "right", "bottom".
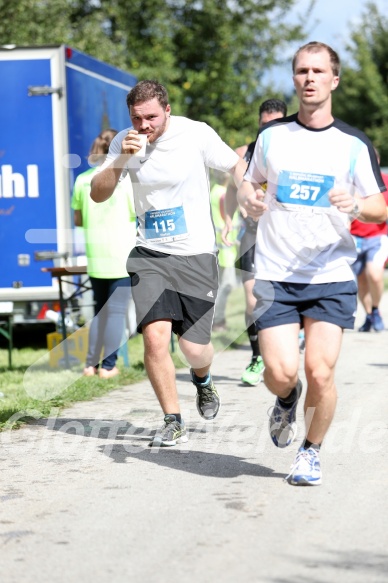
{"left": 0, "top": 45, "right": 137, "bottom": 326}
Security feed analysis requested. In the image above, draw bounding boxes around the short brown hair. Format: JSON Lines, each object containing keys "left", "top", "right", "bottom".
{"left": 292, "top": 42, "right": 341, "bottom": 77}
{"left": 126, "top": 80, "right": 169, "bottom": 109}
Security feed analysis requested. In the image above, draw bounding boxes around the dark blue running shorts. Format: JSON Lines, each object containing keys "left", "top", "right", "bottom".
{"left": 253, "top": 279, "right": 358, "bottom": 331}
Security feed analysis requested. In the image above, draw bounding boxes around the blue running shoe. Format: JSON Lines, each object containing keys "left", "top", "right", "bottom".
{"left": 268, "top": 380, "right": 302, "bottom": 448}
{"left": 359, "top": 314, "right": 373, "bottom": 332}
{"left": 286, "top": 447, "right": 322, "bottom": 486}
{"left": 371, "top": 310, "right": 385, "bottom": 332}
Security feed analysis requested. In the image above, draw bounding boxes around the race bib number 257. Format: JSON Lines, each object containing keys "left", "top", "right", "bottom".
{"left": 276, "top": 170, "right": 335, "bottom": 208}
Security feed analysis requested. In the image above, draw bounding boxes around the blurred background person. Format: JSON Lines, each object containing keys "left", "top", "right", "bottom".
{"left": 350, "top": 148, "right": 388, "bottom": 332}
{"left": 210, "top": 170, "right": 241, "bottom": 332}
{"left": 222, "top": 98, "right": 287, "bottom": 385}
{"left": 71, "top": 129, "right": 136, "bottom": 378}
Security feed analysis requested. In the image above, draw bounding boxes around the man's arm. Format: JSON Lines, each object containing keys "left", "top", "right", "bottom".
{"left": 221, "top": 180, "right": 240, "bottom": 247}
{"left": 90, "top": 130, "right": 144, "bottom": 203}
{"left": 237, "top": 179, "right": 267, "bottom": 221}
{"left": 329, "top": 189, "right": 387, "bottom": 223}
{"left": 74, "top": 210, "right": 82, "bottom": 227}
{"left": 228, "top": 157, "right": 248, "bottom": 189}
{"left": 221, "top": 158, "right": 248, "bottom": 245}
{"left": 90, "top": 159, "right": 125, "bottom": 203}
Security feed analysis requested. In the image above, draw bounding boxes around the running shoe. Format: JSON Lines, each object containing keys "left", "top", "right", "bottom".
{"left": 241, "top": 356, "right": 265, "bottom": 385}
{"left": 359, "top": 314, "right": 373, "bottom": 332}
{"left": 191, "top": 370, "right": 221, "bottom": 420}
{"left": 285, "top": 446, "right": 322, "bottom": 486}
{"left": 268, "top": 380, "right": 302, "bottom": 448}
{"left": 149, "top": 414, "right": 188, "bottom": 447}
{"left": 371, "top": 310, "right": 385, "bottom": 332}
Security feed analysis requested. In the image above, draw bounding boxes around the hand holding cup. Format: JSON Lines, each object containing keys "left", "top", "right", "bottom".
{"left": 122, "top": 131, "right": 148, "bottom": 156}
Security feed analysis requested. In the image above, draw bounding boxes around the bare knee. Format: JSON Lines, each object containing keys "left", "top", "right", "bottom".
{"left": 305, "top": 364, "right": 334, "bottom": 396}
{"left": 143, "top": 324, "right": 171, "bottom": 358}
{"left": 264, "top": 364, "right": 299, "bottom": 396}
{"left": 179, "top": 339, "right": 213, "bottom": 369}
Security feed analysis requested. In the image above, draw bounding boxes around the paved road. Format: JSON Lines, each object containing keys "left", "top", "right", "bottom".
{"left": 1, "top": 294, "right": 388, "bottom": 583}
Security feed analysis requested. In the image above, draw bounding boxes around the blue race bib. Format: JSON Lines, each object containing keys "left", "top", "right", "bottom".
{"left": 276, "top": 170, "right": 335, "bottom": 208}
{"left": 145, "top": 205, "right": 188, "bottom": 243}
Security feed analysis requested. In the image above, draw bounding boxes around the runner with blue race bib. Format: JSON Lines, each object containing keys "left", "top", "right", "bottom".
{"left": 91, "top": 80, "right": 247, "bottom": 447}
{"left": 238, "top": 41, "right": 387, "bottom": 486}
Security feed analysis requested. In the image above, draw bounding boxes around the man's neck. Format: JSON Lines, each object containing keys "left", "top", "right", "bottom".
{"left": 297, "top": 104, "right": 334, "bottom": 129}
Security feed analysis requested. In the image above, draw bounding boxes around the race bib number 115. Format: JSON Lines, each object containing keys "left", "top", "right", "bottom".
{"left": 276, "top": 170, "right": 335, "bottom": 208}
{"left": 145, "top": 205, "right": 188, "bottom": 243}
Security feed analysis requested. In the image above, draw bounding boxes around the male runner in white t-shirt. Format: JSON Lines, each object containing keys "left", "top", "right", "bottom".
{"left": 91, "top": 80, "right": 247, "bottom": 446}
{"left": 238, "top": 42, "right": 387, "bottom": 485}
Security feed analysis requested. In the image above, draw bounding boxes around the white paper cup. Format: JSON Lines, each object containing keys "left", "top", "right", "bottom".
{"left": 133, "top": 134, "right": 147, "bottom": 157}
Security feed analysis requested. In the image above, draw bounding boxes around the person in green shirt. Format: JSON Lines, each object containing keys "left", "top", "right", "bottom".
{"left": 71, "top": 129, "right": 136, "bottom": 378}
{"left": 210, "top": 171, "right": 241, "bottom": 331}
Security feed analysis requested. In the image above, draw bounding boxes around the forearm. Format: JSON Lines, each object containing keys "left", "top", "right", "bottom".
{"left": 353, "top": 192, "right": 387, "bottom": 223}
{"left": 74, "top": 210, "right": 82, "bottom": 226}
{"left": 90, "top": 157, "right": 128, "bottom": 203}
{"left": 229, "top": 158, "right": 248, "bottom": 190}
{"left": 224, "top": 179, "right": 239, "bottom": 221}
{"left": 237, "top": 179, "right": 255, "bottom": 207}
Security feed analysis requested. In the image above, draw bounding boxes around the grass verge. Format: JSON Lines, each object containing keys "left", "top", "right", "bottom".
{"left": 0, "top": 287, "right": 247, "bottom": 431}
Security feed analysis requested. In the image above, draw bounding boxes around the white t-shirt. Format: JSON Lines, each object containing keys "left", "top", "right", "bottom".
{"left": 102, "top": 116, "right": 239, "bottom": 255}
{"left": 245, "top": 115, "right": 386, "bottom": 283}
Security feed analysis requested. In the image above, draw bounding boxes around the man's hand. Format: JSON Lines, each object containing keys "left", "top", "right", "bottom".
{"left": 241, "top": 187, "right": 267, "bottom": 221}
{"left": 221, "top": 217, "right": 234, "bottom": 246}
{"left": 329, "top": 187, "right": 362, "bottom": 216}
{"left": 122, "top": 130, "right": 145, "bottom": 155}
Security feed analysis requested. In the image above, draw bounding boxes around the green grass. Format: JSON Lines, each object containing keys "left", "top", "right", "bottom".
{"left": 0, "top": 287, "right": 247, "bottom": 431}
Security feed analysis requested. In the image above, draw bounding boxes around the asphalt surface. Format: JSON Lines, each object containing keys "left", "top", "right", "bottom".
{"left": 1, "top": 292, "right": 388, "bottom": 583}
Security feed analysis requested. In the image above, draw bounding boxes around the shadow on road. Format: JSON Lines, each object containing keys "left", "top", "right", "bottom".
{"left": 29, "top": 416, "right": 285, "bottom": 479}
{"left": 98, "top": 442, "right": 285, "bottom": 479}
{"left": 269, "top": 548, "right": 388, "bottom": 583}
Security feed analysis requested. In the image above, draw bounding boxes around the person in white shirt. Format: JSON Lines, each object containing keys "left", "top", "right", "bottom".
{"left": 238, "top": 42, "right": 387, "bottom": 486}
{"left": 91, "top": 80, "right": 247, "bottom": 447}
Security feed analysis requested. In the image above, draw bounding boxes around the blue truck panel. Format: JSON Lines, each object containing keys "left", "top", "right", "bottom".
{"left": 0, "top": 46, "right": 137, "bottom": 322}
{"left": 0, "top": 57, "right": 57, "bottom": 288}
{"left": 65, "top": 47, "right": 136, "bottom": 177}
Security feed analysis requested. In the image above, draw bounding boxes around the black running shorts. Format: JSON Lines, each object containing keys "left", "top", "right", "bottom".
{"left": 237, "top": 225, "right": 257, "bottom": 283}
{"left": 127, "top": 246, "right": 218, "bottom": 344}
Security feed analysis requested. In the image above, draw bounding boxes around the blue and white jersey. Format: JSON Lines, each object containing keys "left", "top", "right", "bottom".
{"left": 244, "top": 114, "right": 386, "bottom": 283}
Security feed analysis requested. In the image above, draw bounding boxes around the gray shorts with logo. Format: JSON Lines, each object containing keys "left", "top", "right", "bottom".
{"left": 127, "top": 246, "right": 218, "bottom": 344}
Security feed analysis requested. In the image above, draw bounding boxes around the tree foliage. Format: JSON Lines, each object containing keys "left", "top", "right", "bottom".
{"left": 333, "top": 2, "right": 388, "bottom": 165}
{"left": 0, "top": 0, "right": 314, "bottom": 146}
{"left": 100, "top": 0, "right": 312, "bottom": 145}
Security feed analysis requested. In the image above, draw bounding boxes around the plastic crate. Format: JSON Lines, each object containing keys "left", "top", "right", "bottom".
{"left": 47, "top": 327, "right": 89, "bottom": 368}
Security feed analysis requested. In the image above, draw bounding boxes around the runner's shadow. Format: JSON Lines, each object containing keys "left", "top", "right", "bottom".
{"left": 97, "top": 442, "right": 286, "bottom": 479}
{"left": 30, "top": 417, "right": 152, "bottom": 440}
{"left": 28, "top": 416, "right": 286, "bottom": 479}
{"left": 369, "top": 363, "right": 388, "bottom": 367}
{"left": 268, "top": 548, "right": 388, "bottom": 583}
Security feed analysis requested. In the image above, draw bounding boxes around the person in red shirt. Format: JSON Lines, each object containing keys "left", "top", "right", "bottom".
{"left": 350, "top": 149, "right": 388, "bottom": 331}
